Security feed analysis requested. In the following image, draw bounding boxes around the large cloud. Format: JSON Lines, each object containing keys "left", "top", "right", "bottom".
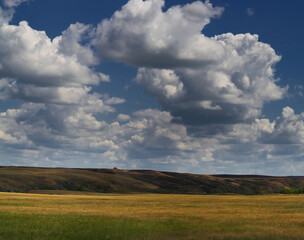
{"left": 135, "top": 34, "right": 285, "bottom": 124}
{"left": 93, "top": 0, "right": 224, "bottom": 67}
{"left": 0, "top": 21, "right": 102, "bottom": 88}
{"left": 0, "top": 18, "right": 115, "bottom": 106}
{"left": 94, "top": 0, "right": 286, "bottom": 125}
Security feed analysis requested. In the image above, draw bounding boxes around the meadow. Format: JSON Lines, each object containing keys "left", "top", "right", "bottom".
{"left": 0, "top": 192, "right": 303, "bottom": 239}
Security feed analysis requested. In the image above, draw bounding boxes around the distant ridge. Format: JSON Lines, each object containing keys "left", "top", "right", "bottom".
{"left": 0, "top": 166, "right": 303, "bottom": 194}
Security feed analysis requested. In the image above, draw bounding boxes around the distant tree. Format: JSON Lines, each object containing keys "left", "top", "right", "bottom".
{"left": 279, "top": 187, "right": 304, "bottom": 194}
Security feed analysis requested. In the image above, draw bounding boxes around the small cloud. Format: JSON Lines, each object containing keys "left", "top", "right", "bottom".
{"left": 246, "top": 8, "right": 254, "bottom": 16}
{"left": 3, "top": 0, "right": 31, "bottom": 8}
{"left": 294, "top": 85, "right": 304, "bottom": 97}
{"left": 117, "top": 114, "right": 130, "bottom": 122}
{"left": 104, "top": 97, "right": 126, "bottom": 105}
{"left": 99, "top": 73, "right": 110, "bottom": 82}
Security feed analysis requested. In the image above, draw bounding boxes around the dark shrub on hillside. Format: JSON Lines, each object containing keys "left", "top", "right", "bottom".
{"left": 279, "top": 187, "right": 304, "bottom": 194}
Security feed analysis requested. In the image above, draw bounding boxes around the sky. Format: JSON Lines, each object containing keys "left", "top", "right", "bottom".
{"left": 0, "top": 0, "right": 304, "bottom": 175}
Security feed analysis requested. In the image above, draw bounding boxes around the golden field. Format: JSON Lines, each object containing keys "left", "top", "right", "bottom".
{"left": 0, "top": 192, "right": 303, "bottom": 239}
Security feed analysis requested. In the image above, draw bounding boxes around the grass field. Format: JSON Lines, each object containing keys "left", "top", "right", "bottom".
{"left": 0, "top": 192, "right": 303, "bottom": 239}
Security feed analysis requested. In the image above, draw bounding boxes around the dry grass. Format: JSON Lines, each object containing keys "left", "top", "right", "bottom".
{"left": 0, "top": 192, "right": 303, "bottom": 239}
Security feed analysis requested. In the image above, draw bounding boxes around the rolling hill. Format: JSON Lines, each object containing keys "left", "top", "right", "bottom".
{"left": 0, "top": 166, "right": 303, "bottom": 194}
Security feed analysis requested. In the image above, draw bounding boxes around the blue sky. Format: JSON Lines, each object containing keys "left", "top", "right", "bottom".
{"left": 0, "top": 0, "right": 304, "bottom": 175}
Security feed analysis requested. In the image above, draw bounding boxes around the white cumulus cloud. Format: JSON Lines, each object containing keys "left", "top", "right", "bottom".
{"left": 94, "top": 0, "right": 286, "bottom": 126}
{"left": 93, "top": 0, "right": 224, "bottom": 67}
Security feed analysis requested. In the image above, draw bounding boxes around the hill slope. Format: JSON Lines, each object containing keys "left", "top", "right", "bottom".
{"left": 0, "top": 167, "right": 303, "bottom": 194}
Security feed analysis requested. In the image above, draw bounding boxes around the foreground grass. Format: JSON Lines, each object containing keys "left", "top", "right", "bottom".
{"left": 0, "top": 193, "right": 303, "bottom": 239}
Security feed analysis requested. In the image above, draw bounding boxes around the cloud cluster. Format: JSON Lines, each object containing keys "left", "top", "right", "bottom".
{"left": 6, "top": 102, "right": 302, "bottom": 173}
{"left": 228, "top": 107, "right": 304, "bottom": 146}
{"left": 0, "top": 0, "right": 303, "bottom": 174}
{"left": 94, "top": 0, "right": 286, "bottom": 126}
{"left": 0, "top": 103, "right": 221, "bottom": 170}
{"left": 0, "top": 18, "right": 120, "bottom": 120}
{"left": 0, "top": 1, "right": 126, "bottom": 166}
{"left": 260, "top": 107, "right": 304, "bottom": 144}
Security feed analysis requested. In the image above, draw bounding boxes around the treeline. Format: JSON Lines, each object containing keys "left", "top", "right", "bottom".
{"left": 279, "top": 187, "right": 304, "bottom": 194}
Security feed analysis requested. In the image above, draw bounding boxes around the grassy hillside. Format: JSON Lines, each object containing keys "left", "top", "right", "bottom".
{"left": 0, "top": 166, "right": 303, "bottom": 194}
